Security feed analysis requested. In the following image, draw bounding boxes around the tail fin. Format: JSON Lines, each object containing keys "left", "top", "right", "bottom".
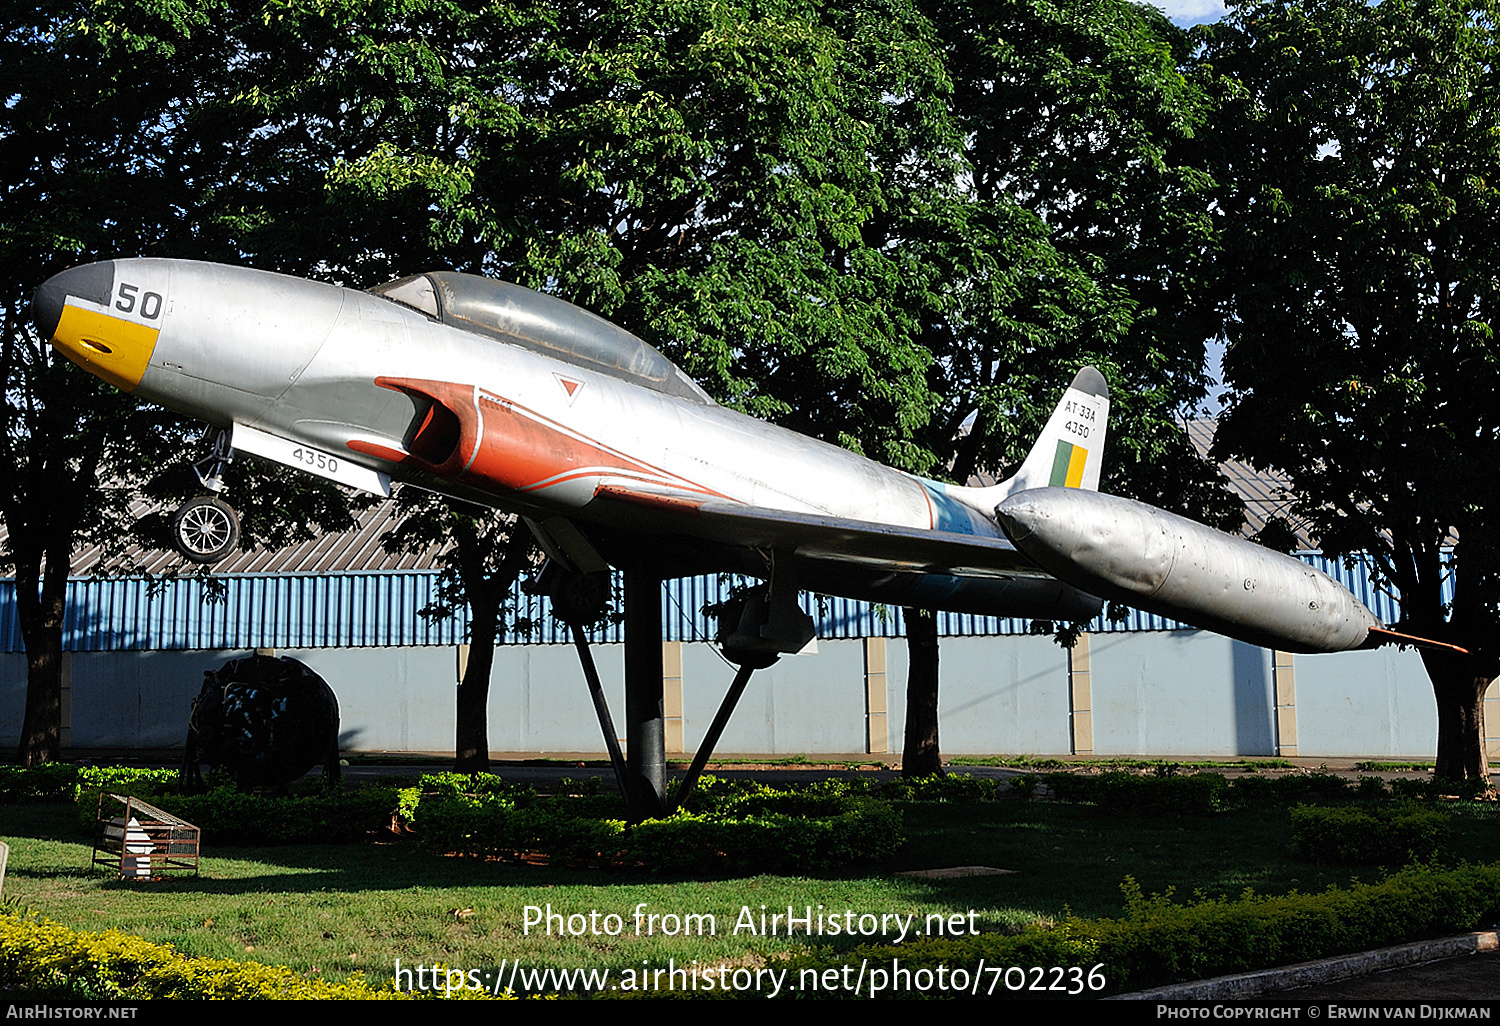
{"left": 1011, "top": 366, "right": 1110, "bottom": 493}
{"left": 949, "top": 366, "right": 1111, "bottom": 511}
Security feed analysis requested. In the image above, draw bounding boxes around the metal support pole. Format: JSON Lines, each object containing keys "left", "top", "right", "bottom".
{"left": 623, "top": 567, "right": 666, "bottom": 821}
{"left": 570, "top": 624, "right": 628, "bottom": 800}
{"left": 671, "top": 662, "right": 755, "bottom": 812}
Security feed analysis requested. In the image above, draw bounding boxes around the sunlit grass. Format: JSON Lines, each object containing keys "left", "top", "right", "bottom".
{"left": 4, "top": 791, "right": 1497, "bottom": 990}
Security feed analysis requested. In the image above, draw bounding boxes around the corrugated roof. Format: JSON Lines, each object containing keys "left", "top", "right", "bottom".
{"left": 1183, "top": 419, "right": 1318, "bottom": 548}
{"left": 1, "top": 495, "right": 447, "bottom": 577}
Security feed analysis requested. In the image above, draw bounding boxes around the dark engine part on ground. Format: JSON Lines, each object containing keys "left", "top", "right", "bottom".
{"left": 180, "top": 655, "right": 341, "bottom": 791}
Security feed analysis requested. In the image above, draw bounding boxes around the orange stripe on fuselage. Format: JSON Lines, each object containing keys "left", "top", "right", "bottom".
{"left": 465, "top": 391, "right": 732, "bottom": 501}
{"left": 355, "top": 378, "right": 735, "bottom": 505}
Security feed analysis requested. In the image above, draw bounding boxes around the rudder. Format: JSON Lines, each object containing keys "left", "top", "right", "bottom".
{"left": 947, "top": 366, "right": 1111, "bottom": 512}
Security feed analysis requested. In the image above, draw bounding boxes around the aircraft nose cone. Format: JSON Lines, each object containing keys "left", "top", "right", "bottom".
{"left": 32, "top": 260, "right": 160, "bottom": 392}
{"left": 32, "top": 261, "right": 115, "bottom": 340}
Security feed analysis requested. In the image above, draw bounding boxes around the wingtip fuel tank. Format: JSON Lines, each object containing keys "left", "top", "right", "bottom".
{"left": 994, "top": 487, "right": 1381, "bottom": 654}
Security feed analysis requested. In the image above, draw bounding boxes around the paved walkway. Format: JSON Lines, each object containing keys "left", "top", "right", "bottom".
{"left": 1117, "top": 934, "right": 1499, "bottom": 1001}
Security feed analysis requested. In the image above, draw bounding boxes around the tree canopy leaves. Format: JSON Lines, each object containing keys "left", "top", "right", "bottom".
{"left": 1201, "top": 0, "right": 1500, "bottom": 781}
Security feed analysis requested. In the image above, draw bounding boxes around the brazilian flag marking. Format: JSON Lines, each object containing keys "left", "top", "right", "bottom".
{"left": 1049, "top": 440, "right": 1088, "bottom": 488}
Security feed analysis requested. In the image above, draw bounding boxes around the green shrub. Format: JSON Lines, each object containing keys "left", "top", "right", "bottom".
{"left": 1095, "top": 866, "right": 1500, "bottom": 990}
{"left": 0, "top": 909, "right": 492, "bottom": 999}
{"left": 1390, "top": 776, "right": 1495, "bottom": 801}
{"left": 412, "top": 771, "right": 537, "bottom": 803}
{"left": 1286, "top": 770, "right": 1356, "bottom": 801}
{"left": 76, "top": 766, "right": 179, "bottom": 798}
{"left": 0, "top": 764, "right": 81, "bottom": 803}
{"left": 779, "top": 864, "right": 1500, "bottom": 998}
{"left": 559, "top": 775, "right": 602, "bottom": 795}
{"left": 1289, "top": 804, "right": 1450, "bottom": 865}
{"left": 1391, "top": 777, "right": 1430, "bottom": 800}
{"left": 673, "top": 773, "right": 1018, "bottom": 806}
{"left": 78, "top": 785, "right": 405, "bottom": 845}
{"left": 877, "top": 774, "right": 1006, "bottom": 802}
{"left": 0, "top": 764, "right": 176, "bottom": 804}
{"left": 1041, "top": 771, "right": 1229, "bottom": 816}
{"left": 629, "top": 800, "right": 903, "bottom": 874}
{"left": 1008, "top": 774, "right": 1038, "bottom": 798}
{"left": 410, "top": 789, "right": 902, "bottom": 874}
{"left": 1228, "top": 770, "right": 1351, "bottom": 805}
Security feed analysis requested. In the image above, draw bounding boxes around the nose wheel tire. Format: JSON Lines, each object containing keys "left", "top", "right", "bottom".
{"left": 171, "top": 496, "right": 241, "bottom": 564}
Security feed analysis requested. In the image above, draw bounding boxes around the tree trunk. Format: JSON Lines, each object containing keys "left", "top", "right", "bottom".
{"left": 1420, "top": 647, "right": 1493, "bottom": 790}
{"left": 448, "top": 516, "right": 535, "bottom": 775}
{"left": 16, "top": 628, "right": 63, "bottom": 766}
{"left": 1421, "top": 650, "right": 1492, "bottom": 787}
{"left": 902, "top": 607, "right": 942, "bottom": 778}
{"left": 455, "top": 598, "right": 497, "bottom": 773}
{"left": 13, "top": 551, "right": 68, "bottom": 766}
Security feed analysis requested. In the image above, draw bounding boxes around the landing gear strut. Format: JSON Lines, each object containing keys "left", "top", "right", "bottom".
{"left": 170, "top": 429, "right": 242, "bottom": 564}
{"left": 547, "top": 558, "right": 812, "bottom": 822}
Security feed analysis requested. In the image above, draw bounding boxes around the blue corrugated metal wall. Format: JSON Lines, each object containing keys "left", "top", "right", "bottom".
{"left": 0, "top": 554, "right": 1431, "bottom": 653}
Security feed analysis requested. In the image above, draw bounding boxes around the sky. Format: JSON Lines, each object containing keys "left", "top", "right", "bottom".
{"left": 1156, "top": 0, "right": 1227, "bottom": 26}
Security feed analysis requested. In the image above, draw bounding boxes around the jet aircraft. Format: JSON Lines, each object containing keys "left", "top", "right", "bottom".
{"left": 31, "top": 259, "right": 1418, "bottom": 814}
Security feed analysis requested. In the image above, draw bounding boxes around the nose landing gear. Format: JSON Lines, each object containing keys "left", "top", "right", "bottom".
{"left": 169, "top": 429, "right": 242, "bottom": 564}
{"left": 170, "top": 496, "right": 241, "bottom": 564}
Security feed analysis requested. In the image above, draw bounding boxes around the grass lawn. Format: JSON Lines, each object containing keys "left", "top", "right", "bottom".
{"left": 4, "top": 791, "right": 1498, "bottom": 993}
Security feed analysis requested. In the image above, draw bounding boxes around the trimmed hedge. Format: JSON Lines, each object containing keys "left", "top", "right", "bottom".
{"left": 1034, "top": 769, "right": 1465, "bottom": 814}
{"left": 409, "top": 783, "right": 903, "bottom": 874}
{"left": 0, "top": 910, "right": 472, "bottom": 999}
{"left": 39, "top": 769, "right": 902, "bottom": 870}
{"left": 0, "top": 765, "right": 176, "bottom": 804}
{"left": 1041, "top": 771, "right": 1231, "bottom": 816}
{"left": 1391, "top": 775, "right": 1497, "bottom": 801}
{"left": 76, "top": 785, "right": 407, "bottom": 845}
{"left": 778, "top": 864, "right": 1500, "bottom": 998}
{"left": 1290, "top": 803, "right": 1450, "bottom": 865}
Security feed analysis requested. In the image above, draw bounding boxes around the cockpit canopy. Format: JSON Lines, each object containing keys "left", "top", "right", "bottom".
{"left": 370, "top": 272, "right": 714, "bottom": 405}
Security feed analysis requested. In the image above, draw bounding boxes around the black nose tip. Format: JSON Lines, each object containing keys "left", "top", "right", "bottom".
{"left": 32, "top": 261, "right": 115, "bottom": 339}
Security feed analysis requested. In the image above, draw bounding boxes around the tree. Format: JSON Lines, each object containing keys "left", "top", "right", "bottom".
{"left": 889, "top": 0, "right": 1242, "bottom": 775}
{"left": 324, "top": 0, "right": 966, "bottom": 776}
{"left": 0, "top": 0, "right": 397, "bottom": 765}
{"left": 380, "top": 491, "right": 537, "bottom": 773}
{"left": 1200, "top": 0, "right": 1500, "bottom": 786}
{"left": 916, "top": 0, "right": 1239, "bottom": 518}
{"left": 900, "top": 607, "right": 942, "bottom": 776}
{"left": 321, "top": 0, "right": 953, "bottom": 464}
{"left": 0, "top": 1, "right": 231, "bottom": 765}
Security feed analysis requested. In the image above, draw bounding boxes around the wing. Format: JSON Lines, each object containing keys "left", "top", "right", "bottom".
{"left": 592, "top": 483, "right": 1045, "bottom": 579}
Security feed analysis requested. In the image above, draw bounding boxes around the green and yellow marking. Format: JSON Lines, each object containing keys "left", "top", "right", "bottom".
{"left": 1049, "top": 439, "right": 1089, "bottom": 488}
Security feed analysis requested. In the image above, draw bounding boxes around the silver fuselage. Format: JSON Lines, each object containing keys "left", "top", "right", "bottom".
{"left": 39, "top": 258, "right": 1096, "bottom": 620}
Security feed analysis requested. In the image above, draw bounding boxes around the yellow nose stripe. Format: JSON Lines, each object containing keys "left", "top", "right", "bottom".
{"left": 52, "top": 302, "right": 160, "bottom": 392}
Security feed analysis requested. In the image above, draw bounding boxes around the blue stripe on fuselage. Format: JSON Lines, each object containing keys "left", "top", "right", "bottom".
{"left": 918, "top": 479, "right": 976, "bottom": 535}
